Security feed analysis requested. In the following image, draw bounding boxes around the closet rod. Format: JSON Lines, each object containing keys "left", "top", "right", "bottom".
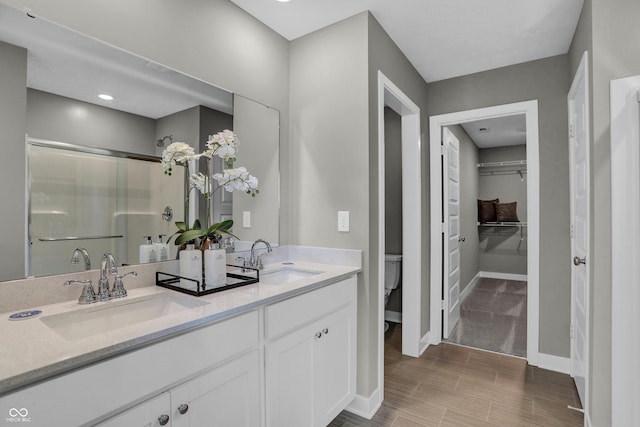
{"left": 476, "top": 160, "right": 527, "bottom": 168}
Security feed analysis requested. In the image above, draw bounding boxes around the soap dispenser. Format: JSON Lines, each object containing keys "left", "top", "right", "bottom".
{"left": 205, "top": 242, "right": 227, "bottom": 288}
{"left": 155, "top": 234, "right": 169, "bottom": 261}
{"left": 139, "top": 236, "right": 158, "bottom": 263}
{"left": 179, "top": 243, "right": 202, "bottom": 290}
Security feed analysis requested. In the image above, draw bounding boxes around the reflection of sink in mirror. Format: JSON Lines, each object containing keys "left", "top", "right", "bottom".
{"left": 259, "top": 268, "right": 323, "bottom": 285}
{"left": 40, "top": 293, "right": 207, "bottom": 341}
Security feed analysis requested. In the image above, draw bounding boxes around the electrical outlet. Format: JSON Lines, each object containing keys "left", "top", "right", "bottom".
{"left": 338, "top": 211, "right": 350, "bottom": 232}
{"left": 243, "top": 211, "right": 251, "bottom": 228}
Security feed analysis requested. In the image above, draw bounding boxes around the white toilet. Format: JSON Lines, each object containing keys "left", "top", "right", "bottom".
{"left": 384, "top": 254, "right": 403, "bottom": 332}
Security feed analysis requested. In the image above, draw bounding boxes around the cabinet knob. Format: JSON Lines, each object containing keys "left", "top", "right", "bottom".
{"left": 158, "top": 414, "right": 170, "bottom": 425}
{"left": 315, "top": 331, "right": 323, "bottom": 338}
{"left": 322, "top": 328, "right": 329, "bottom": 334}
{"left": 178, "top": 403, "right": 189, "bottom": 415}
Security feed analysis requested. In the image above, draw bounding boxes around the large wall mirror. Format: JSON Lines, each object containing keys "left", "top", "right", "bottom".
{"left": 0, "top": 3, "right": 280, "bottom": 280}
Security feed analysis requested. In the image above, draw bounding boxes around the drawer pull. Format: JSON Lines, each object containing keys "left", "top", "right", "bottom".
{"left": 315, "top": 331, "right": 323, "bottom": 338}
{"left": 322, "top": 328, "right": 329, "bottom": 334}
{"left": 158, "top": 414, "right": 170, "bottom": 425}
{"left": 178, "top": 403, "right": 189, "bottom": 415}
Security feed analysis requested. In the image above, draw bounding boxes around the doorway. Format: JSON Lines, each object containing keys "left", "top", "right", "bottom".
{"left": 441, "top": 119, "right": 529, "bottom": 358}
{"left": 373, "top": 71, "right": 422, "bottom": 415}
{"left": 429, "top": 101, "right": 540, "bottom": 365}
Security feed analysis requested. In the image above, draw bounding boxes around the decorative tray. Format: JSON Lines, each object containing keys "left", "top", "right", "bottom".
{"left": 156, "top": 265, "right": 259, "bottom": 297}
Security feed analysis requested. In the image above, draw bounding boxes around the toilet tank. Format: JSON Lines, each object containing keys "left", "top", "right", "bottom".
{"left": 384, "top": 254, "right": 402, "bottom": 290}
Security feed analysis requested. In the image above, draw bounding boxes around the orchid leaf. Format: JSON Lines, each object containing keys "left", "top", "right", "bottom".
{"left": 175, "top": 221, "right": 188, "bottom": 232}
{"left": 175, "top": 229, "right": 206, "bottom": 246}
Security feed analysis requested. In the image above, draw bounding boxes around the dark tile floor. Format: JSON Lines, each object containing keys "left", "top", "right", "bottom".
{"left": 330, "top": 324, "right": 583, "bottom": 427}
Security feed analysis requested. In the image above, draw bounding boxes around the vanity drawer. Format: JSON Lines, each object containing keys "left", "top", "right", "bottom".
{"left": 265, "top": 276, "right": 356, "bottom": 340}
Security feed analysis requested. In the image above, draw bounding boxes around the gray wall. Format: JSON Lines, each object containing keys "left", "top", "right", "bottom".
{"left": 446, "top": 125, "right": 480, "bottom": 293}
{"left": 0, "top": 40, "right": 27, "bottom": 281}
{"left": 28, "top": 89, "right": 156, "bottom": 155}
{"left": 368, "top": 12, "right": 431, "bottom": 355}
{"left": 289, "top": 12, "right": 371, "bottom": 395}
{"left": 427, "top": 55, "right": 571, "bottom": 358}
{"left": 385, "top": 107, "right": 402, "bottom": 313}
{"left": 568, "top": 0, "right": 640, "bottom": 424}
{"left": 478, "top": 145, "right": 527, "bottom": 275}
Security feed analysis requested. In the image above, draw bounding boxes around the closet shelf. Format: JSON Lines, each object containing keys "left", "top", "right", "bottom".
{"left": 477, "top": 222, "right": 527, "bottom": 227}
{"left": 476, "top": 160, "right": 527, "bottom": 168}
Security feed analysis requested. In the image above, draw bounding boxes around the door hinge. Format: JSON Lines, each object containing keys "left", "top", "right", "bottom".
{"left": 570, "top": 224, "right": 575, "bottom": 239}
{"left": 569, "top": 123, "right": 575, "bottom": 139}
{"left": 570, "top": 323, "right": 575, "bottom": 340}
{"left": 440, "top": 145, "right": 445, "bottom": 156}
{"left": 441, "top": 223, "right": 446, "bottom": 233}
{"left": 441, "top": 300, "right": 446, "bottom": 310}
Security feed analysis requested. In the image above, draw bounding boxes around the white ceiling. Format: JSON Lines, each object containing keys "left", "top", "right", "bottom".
{"left": 461, "top": 115, "right": 526, "bottom": 149}
{"left": 230, "top": 0, "right": 584, "bottom": 82}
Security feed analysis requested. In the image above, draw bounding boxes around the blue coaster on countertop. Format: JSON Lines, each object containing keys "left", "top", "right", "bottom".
{"left": 8, "top": 310, "right": 43, "bottom": 321}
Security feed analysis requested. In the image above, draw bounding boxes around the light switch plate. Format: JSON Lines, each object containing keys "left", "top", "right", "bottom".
{"left": 243, "top": 211, "right": 251, "bottom": 228}
{"left": 338, "top": 211, "right": 350, "bottom": 232}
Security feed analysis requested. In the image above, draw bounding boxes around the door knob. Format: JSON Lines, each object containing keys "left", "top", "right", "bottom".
{"left": 158, "top": 414, "right": 170, "bottom": 425}
{"left": 573, "top": 256, "right": 586, "bottom": 266}
{"left": 178, "top": 403, "right": 189, "bottom": 415}
{"left": 458, "top": 237, "right": 466, "bottom": 242}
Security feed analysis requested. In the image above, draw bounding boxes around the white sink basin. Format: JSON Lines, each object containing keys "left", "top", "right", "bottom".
{"left": 41, "top": 293, "right": 208, "bottom": 340}
{"left": 259, "top": 268, "right": 323, "bottom": 285}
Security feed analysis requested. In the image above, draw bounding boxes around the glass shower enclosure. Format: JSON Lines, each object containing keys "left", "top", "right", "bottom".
{"left": 28, "top": 139, "right": 184, "bottom": 277}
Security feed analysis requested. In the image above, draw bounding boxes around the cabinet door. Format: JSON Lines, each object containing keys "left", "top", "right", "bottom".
{"left": 170, "top": 350, "right": 260, "bottom": 427}
{"left": 265, "top": 322, "right": 316, "bottom": 427}
{"left": 96, "top": 392, "right": 171, "bottom": 427}
{"left": 314, "top": 306, "right": 356, "bottom": 426}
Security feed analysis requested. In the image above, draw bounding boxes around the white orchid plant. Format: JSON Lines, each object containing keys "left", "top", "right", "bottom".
{"left": 161, "top": 130, "right": 259, "bottom": 246}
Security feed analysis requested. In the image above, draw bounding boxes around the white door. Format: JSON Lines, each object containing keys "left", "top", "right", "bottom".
{"left": 442, "top": 127, "right": 461, "bottom": 338}
{"left": 171, "top": 350, "right": 261, "bottom": 427}
{"left": 568, "top": 52, "right": 590, "bottom": 408}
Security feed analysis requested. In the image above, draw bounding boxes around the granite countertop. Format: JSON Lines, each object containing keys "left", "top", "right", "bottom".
{"left": 0, "top": 261, "right": 360, "bottom": 396}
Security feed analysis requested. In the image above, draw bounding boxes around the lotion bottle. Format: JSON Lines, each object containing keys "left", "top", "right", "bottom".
{"left": 179, "top": 243, "right": 202, "bottom": 290}
{"left": 205, "top": 242, "right": 227, "bottom": 288}
{"left": 139, "top": 236, "right": 158, "bottom": 263}
{"left": 155, "top": 234, "right": 169, "bottom": 261}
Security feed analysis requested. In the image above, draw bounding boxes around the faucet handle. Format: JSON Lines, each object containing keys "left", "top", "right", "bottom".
{"left": 236, "top": 256, "right": 249, "bottom": 272}
{"left": 65, "top": 279, "right": 96, "bottom": 304}
{"left": 256, "top": 253, "right": 270, "bottom": 270}
{"left": 111, "top": 271, "right": 137, "bottom": 298}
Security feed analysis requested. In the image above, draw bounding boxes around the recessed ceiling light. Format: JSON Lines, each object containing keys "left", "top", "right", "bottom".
{"left": 98, "top": 94, "right": 114, "bottom": 101}
{"left": 276, "top": 0, "right": 290, "bottom": 2}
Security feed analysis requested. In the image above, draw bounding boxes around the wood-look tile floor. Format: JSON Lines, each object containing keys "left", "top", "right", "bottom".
{"left": 330, "top": 324, "right": 583, "bottom": 427}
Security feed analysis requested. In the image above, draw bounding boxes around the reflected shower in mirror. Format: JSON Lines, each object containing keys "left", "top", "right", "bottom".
{"left": 0, "top": 2, "right": 280, "bottom": 280}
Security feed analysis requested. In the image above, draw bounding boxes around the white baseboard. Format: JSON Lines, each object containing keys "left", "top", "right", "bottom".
{"left": 537, "top": 353, "right": 571, "bottom": 375}
{"left": 345, "top": 388, "right": 381, "bottom": 420}
{"left": 384, "top": 310, "right": 402, "bottom": 323}
{"left": 585, "top": 411, "right": 592, "bottom": 427}
{"left": 460, "top": 272, "right": 481, "bottom": 303}
{"left": 419, "top": 331, "right": 431, "bottom": 355}
{"left": 479, "top": 271, "right": 528, "bottom": 282}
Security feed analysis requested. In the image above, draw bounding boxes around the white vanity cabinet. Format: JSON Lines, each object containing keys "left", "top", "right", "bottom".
{"left": 1, "top": 310, "right": 260, "bottom": 427}
{"left": 95, "top": 392, "right": 171, "bottom": 427}
{"left": 265, "top": 276, "right": 357, "bottom": 427}
{"left": 97, "top": 350, "right": 260, "bottom": 427}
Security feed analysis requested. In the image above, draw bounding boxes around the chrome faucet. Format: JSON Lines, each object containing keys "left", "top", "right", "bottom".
{"left": 71, "top": 247, "right": 91, "bottom": 270}
{"left": 250, "top": 239, "right": 272, "bottom": 270}
{"left": 98, "top": 253, "right": 118, "bottom": 301}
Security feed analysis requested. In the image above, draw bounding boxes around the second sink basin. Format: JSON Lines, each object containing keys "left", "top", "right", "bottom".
{"left": 259, "top": 267, "right": 323, "bottom": 285}
{"left": 41, "top": 292, "right": 208, "bottom": 341}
